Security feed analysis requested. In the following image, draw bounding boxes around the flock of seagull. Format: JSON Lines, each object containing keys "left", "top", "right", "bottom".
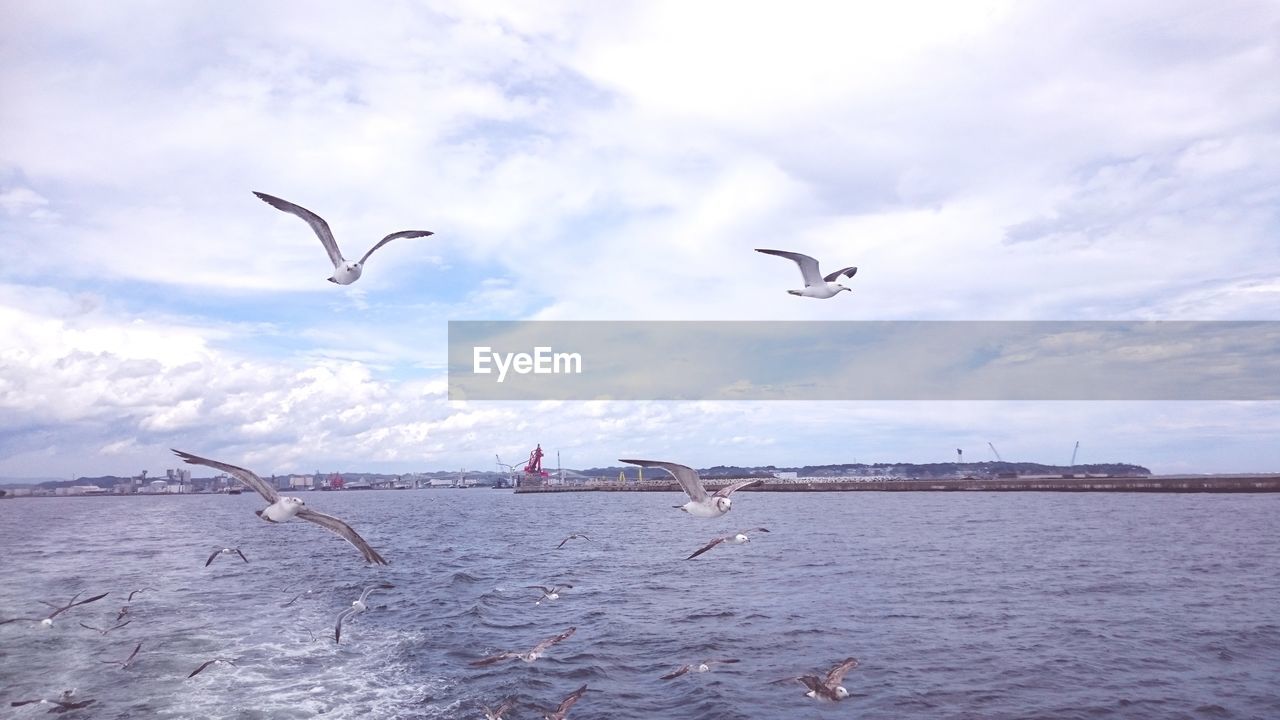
{"left": 5, "top": 194, "right": 862, "bottom": 717}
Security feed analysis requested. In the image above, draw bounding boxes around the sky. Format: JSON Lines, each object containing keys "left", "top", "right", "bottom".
{"left": 1, "top": 0, "right": 1278, "bottom": 479}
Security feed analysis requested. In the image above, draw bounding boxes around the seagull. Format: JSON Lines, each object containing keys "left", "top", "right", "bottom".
{"left": 125, "top": 588, "right": 154, "bottom": 602}
{"left": 481, "top": 698, "right": 516, "bottom": 720}
{"left": 619, "top": 459, "right": 760, "bottom": 517}
{"left": 188, "top": 658, "right": 237, "bottom": 678}
{"left": 686, "top": 528, "right": 771, "bottom": 560}
{"left": 253, "top": 191, "right": 434, "bottom": 285}
{"left": 774, "top": 657, "right": 859, "bottom": 701}
{"left": 205, "top": 547, "right": 249, "bottom": 567}
{"left": 173, "top": 450, "right": 388, "bottom": 565}
{"left": 1, "top": 592, "right": 108, "bottom": 628}
{"left": 661, "top": 658, "right": 740, "bottom": 679}
{"left": 555, "top": 533, "right": 592, "bottom": 549}
{"left": 755, "top": 248, "right": 857, "bottom": 299}
{"left": 78, "top": 620, "right": 131, "bottom": 635}
{"left": 114, "top": 606, "right": 130, "bottom": 622}
{"left": 334, "top": 583, "right": 394, "bottom": 644}
{"left": 469, "top": 627, "right": 576, "bottom": 667}
{"left": 99, "top": 641, "right": 143, "bottom": 670}
{"left": 542, "top": 684, "right": 589, "bottom": 720}
{"left": 10, "top": 690, "right": 95, "bottom": 714}
{"left": 527, "top": 584, "right": 572, "bottom": 605}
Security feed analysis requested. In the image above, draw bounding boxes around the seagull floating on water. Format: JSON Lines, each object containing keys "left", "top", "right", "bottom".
{"left": 755, "top": 248, "right": 857, "bottom": 299}
{"left": 205, "top": 547, "right": 248, "bottom": 567}
{"left": 619, "top": 459, "right": 760, "bottom": 518}
{"left": 527, "top": 584, "right": 572, "bottom": 605}
{"left": 555, "top": 533, "right": 592, "bottom": 549}
{"left": 174, "top": 450, "right": 388, "bottom": 565}
{"left": 541, "top": 684, "right": 589, "bottom": 720}
{"left": 774, "top": 657, "right": 859, "bottom": 701}
{"left": 686, "top": 528, "right": 770, "bottom": 560}
{"left": 470, "top": 627, "right": 576, "bottom": 667}
{"left": 481, "top": 698, "right": 516, "bottom": 720}
{"left": 10, "top": 690, "right": 95, "bottom": 714}
{"left": 99, "top": 641, "right": 143, "bottom": 670}
{"left": 188, "top": 658, "right": 237, "bottom": 678}
{"left": 334, "top": 583, "right": 394, "bottom": 644}
{"left": 661, "top": 658, "right": 740, "bottom": 679}
{"left": 1, "top": 592, "right": 108, "bottom": 628}
{"left": 253, "top": 191, "right": 434, "bottom": 285}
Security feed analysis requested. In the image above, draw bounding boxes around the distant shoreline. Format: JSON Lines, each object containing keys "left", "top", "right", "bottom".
{"left": 514, "top": 475, "right": 1280, "bottom": 494}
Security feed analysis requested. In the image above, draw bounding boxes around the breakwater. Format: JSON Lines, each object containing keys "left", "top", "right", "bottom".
{"left": 514, "top": 474, "right": 1280, "bottom": 494}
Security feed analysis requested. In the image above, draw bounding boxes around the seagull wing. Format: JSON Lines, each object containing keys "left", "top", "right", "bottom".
{"left": 204, "top": 550, "right": 222, "bottom": 567}
{"left": 686, "top": 536, "right": 729, "bottom": 560}
{"left": 797, "top": 675, "right": 825, "bottom": 694}
{"left": 710, "top": 658, "right": 741, "bottom": 666}
{"left": 50, "top": 592, "right": 108, "bottom": 618}
{"left": 660, "top": 664, "right": 692, "bottom": 680}
{"left": 619, "top": 459, "right": 707, "bottom": 502}
{"left": 555, "top": 537, "right": 571, "bottom": 549}
{"left": 188, "top": 660, "right": 217, "bottom": 678}
{"left": 469, "top": 651, "right": 517, "bottom": 667}
{"left": 295, "top": 507, "right": 388, "bottom": 565}
{"left": 78, "top": 622, "right": 104, "bottom": 634}
{"left": 742, "top": 527, "right": 771, "bottom": 534}
{"left": 824, "top": 657, "right": 860, "bottom": 687}
{"left": 358, "top": 583, "right": 394, "bottom": 603}
{"left": 357, "top": 230, "right": 434, "bottom": 265}
{"left": 531, "top": 626, "right": 576, "bottom": 655}
{"left": 126, "top": 588, "right": 153, "bottom": 602}
{"left": 550, "top": 684, "right": 588, "bottom": 719}
{"left": 254, "top": 191, "right": 345, "bottom": 267}
{"left": 525, "top": 585, "right": 555, "bottom": 594}
{"left": 123, "top": 642, "right": 142, "bottom": 666}
{"left": 173, "top": 450, "right": 279, "bottom": 504}
{"left": 823, "top": 266, "right": 857, "bottom": 282}
{"left": 756, "top": 248, "right": 823, "bottom": 286}
{"left": 713, "top": 479, "right": 762, "bottom": 499}
{"left": 334, "top": 608, "right": 356, "bottom": 644}
{"left": 235, "top": 548, "right": 249, "bottom": 563}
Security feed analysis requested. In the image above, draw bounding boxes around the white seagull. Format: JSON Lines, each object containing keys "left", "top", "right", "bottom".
{"left": 253, "top": 191, "right": 434, "bottom": 285}
{"left": 527, "top": 584, "right": 572, "bottom": 605}
{"left": 173, "top": 450, "right": 388, "bottom": 565}
{"left": 99, "top": 641, "right": 143, "bottom": 670}
{"left": 205, "top": 547, "right": 248, "bottom": 567}
{"left": 78, "top": 620, "right": 131, "bottom": 635}
{"left": 619, "top": 459, "right": 761, "bottom": 518}
{"left": 756, "top": 248, "right": 857, "bottom": 299}
{"left": 1, "top": 591, "right": 108, "bottom": 628}
{"left": 774, "top": 657, "right": 860, "bottom": 701}
{"left": 470, "top": 627, "right": 576, "bottom": 667}
{"left": 334, "top": 583, "right": 394, "bottom": 644}
{"left": 661, "top": 658, "right": 740, "bottom": 679}
{"left": 555, "top": 533, "right": 592, "bottom": 549}
{"left": 542, "top": 684, "right": 589, "bottom": 720}
{"left": 10, "top": 690, "right": 95, "bottom": 714}
{"left": 686, "top": 528, "right": 770, "bottom": 560}
{"left": 188, "top": 658, "right": 237, "bottom": 678}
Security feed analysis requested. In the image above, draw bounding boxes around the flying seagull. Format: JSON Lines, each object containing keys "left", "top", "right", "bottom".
{"left": 78, "top": 620, "right": 131, "bottom": 635}
{"left": 205, "top": 547, "right": 249, "bottom": 567}
{"left": 527, "top": 584, "right": 572, "bottom": 605}
{"left": 686, "top": 528, "right": 771, "bottom": 560}
{"left": 541, "top": 685, "right": 588, "bottom": 720}
{"left": 555, "top": 533, "right": 592, "bottom": 549}
{"left": 334, "top": 583, "right": 394, "bottom": 644}
{"left": 114, "top": 606, "right": 130, "bottom": 622}
{"left": 188, "top": 658, "right": 237, "bottom": 679}
{"left": 173, "top": 450, "right": 388, "bottom": 565}
{"left": 755, "top": 248, "right": 857, "bottom": 299}
{"left": 253, "top": 191, "right": 434, "bottom": 285}
{"left": 126, "top": 588, "right": 154, "bottom": 602}
{"left": 470, "top": 627, "right": 576, "bottom": 667}
{"left": 619, "top": 459, "right": 760, "bottom": 517}
{"left": 2, "top": 592, "right": 108, "bottom": 628}
{"left": 10, "top": 690, "right": 95, "bottom": 714}
{"left": 100, "top": 641, "right": 143, "bottom": 670}
{"left": 661, "top": 658, "right": 740, "bottom": 679}
{"left": 774, "top": 657, "right": 860, "bottom": 701}
{"left": 481, "top": 698, "right": 516, "bottom": 720}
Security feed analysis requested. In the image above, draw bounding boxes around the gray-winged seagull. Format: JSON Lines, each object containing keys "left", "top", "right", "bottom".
{"left": 334, "top": 583, "right": 394, "bottom": 644}
{"left": 99, "top": 641, "right": 143, "bottom": 669}
{"left": 253, "top": 191, "right": 434, "bottom": 285}
{"left": 619, "top": 459, "right": 760, "bottom": 517}
{"left": 173, "top": 450, "right": 388, "bottom": 565}
{"left": 686, "top": 528, "right": 770, "bottom": 560}
{"left": 205, "top": 547, "right": 248, "bottom": 567}
{"left": 1, "top": 591, "right": 108, "bottom": 628}
{"left": 470, "top": 627, "right": 576, "bottom": 666}
{"left": 481, "top": 698, "right": 516, "bottom": 720}
{"left": 188, "top": 658, "right": 237, "bottom": 678}
{"left": 756, "top": 248, "right": 857, "bottom": 299}
{"left": 774, "top": 657, "right": 860, "bottom": 701}
{"left": 661, "top": 658, "right": 740, "bottom": 679}
{"left": 10, "top": 690, "right": 95, "bottom": 714}
{"left": 555, "top": 533, "right": 592, "bottom": 549}
{"left": 527, "top": 584, "right": 572, "bottom": 605}
{"left": 542, "top": 684, "right": 588, "bottom": 720}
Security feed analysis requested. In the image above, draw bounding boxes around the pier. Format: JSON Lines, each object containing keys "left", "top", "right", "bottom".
{"left": 514, "top": 474, "right": 1280, "bottom": 494}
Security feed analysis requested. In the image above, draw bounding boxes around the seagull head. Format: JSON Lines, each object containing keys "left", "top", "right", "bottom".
{"left": 285, "top": 496, "right": 305, "bottom": 507}
{"left": 715, "top": 497, "right": 732, "bottom": 513}
{"left": 696, "top": 663, "right": 710, "bottom": 672}
{"left": 733, "top": 533, "right": 749, "bottom": 544}
{"left": 834, "top": 686, "right": 849, "bottom": 699}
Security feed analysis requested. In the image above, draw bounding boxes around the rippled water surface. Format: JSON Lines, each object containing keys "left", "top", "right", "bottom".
{"left": 2, "top": 490, "right": 1278, "bottom": 719}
